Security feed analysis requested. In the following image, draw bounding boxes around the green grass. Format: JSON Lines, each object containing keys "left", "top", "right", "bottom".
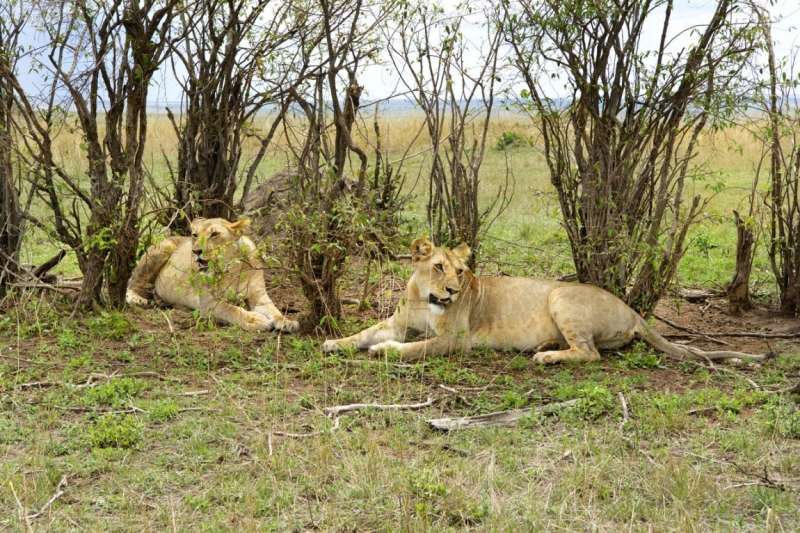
{"left": 2, "top": 305, "right": 800, "bottom": 531}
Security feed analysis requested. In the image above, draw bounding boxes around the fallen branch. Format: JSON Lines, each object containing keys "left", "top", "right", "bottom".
{"left": 26, "top": 476, "right": 67, "bottom": 520}
{"left": 427, "top": 399, "right": 578, "bottom": 430}
{"left": 653, "top": 314, "right": 731, "bottom": 346}
{"left": 182, "top": 390, "right": 209, "bottom": 396}
{"left": 323, "top": 397, "right": 437, "bottom": 417}
{"left": 8, "top": 282, "right": 77, "bottom": 296}
{"left": 654, "top": 314, "right": 800, "bottom": 339}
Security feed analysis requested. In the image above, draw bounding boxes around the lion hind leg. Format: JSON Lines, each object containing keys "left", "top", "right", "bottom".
{"left": 532, "top": 301, "right": 601, "bottom": 364}
{"left": 126, "top": 237, "right": 184, "bottom": 307}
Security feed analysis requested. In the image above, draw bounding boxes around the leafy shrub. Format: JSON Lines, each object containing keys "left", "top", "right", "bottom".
{"left": 494, "top": 130, "right": 529, "bottom": 150}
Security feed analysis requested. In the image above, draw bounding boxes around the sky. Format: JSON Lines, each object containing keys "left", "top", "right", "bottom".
{"left": 11, "top": 0, "right": 800, "bottom": 108}
{"left": 355, "top": 0, "right": 800, "bottom": 102}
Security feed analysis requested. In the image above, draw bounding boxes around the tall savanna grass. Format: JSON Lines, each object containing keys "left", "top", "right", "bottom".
{"left": 29, "top": 109, "right": 776, "bottom": 291}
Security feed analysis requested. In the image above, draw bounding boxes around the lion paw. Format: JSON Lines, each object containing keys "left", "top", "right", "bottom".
{"left": 322, "top": 340, "right": 341, "bottom": 353}
{"left": 245, "top": 314, "right": 275, "bottom": 332}
{"left": 126, "top": 290, "right": 149, "bottom": 308}
{"left": 532, "top": 352, "right": 555, "bottom": 365}
{"left": 273, "top": 317, "right": 300, "bottom": 333}
{"left": 369, "top": 340, "right": 404, "bottom": 355}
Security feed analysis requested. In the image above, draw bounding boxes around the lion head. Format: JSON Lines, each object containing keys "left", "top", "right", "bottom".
{"left": 190, "top": 217, "right": 252, "bottom": 272}
{"left": 410, "top": 238, "right": 471, "bottom": 315}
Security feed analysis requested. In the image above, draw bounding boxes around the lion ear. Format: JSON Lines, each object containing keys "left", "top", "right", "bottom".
{"left": 410, "top": 238, "right": 433, "bottom": 263}
{"left": 229, "top": 217, "right": 252, "bottom": 234}
{"left": 452, "top": 243, "right": 471, "bottom": 261}
{"left": 190, "top": 218, "right": 206, "bottom": 232}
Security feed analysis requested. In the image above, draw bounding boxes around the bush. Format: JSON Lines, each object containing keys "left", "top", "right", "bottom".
{"left": 494, "top": 130, "right": 529, "bottom": 150}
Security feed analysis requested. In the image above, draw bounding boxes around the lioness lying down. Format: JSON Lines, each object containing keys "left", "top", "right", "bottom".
{"left": 324, "top": 238, "right": 768, "bottom": 363}
{"left": 126, "top": 217, "right": 299, "bottom": 333}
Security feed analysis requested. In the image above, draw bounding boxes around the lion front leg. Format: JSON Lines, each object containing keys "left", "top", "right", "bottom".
{"left": 205, "top": 300, "right": 276, "bottom": 332}
{"left": 323, "top": 317, "right": 412, "bottom": 353}
{"left": 126, "top": 237, "right": 185, "bottom": 307}
{"left": 250, "top": 300, "right": 299, "bottom": 333}
{"left": 243, "top": 271, "right": 299, "bottom": 333}
{"left": 370, "top": 332, "right": 472, "bottom": 362}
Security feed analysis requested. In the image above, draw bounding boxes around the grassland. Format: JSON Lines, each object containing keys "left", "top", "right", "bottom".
{"left": 2, "top": 111, "right": 799, "bottom": 531}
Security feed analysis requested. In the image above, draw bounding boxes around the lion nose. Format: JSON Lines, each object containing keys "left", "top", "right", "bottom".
{"left": 192, "top": 249, "right": 202, "bottom": 256}
{"left": 447, "top": 287, "right": 459, "bottom": 295}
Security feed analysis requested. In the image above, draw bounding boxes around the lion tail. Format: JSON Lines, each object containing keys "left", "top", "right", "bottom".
{"left": 636, "top": 316, "right": 771, "bottom": 362}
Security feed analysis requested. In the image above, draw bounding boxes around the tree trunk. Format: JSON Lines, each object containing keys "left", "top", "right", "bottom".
{"left": 727, "top": 210, "right": 754, "bottom": 315}
{"left": 0, "top": 76, "right": 20, "bottom": 295}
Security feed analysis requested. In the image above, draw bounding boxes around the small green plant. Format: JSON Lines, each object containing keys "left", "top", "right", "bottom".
{"left": 87, "top": 311, "right": 134, "bottom": 340}
{"left": 58, "top": 329, "right": 82, "bottom": 350}
{"left": 620, "top": 342, "right": 661, "bottom": 368}
{"left": 501, "top": 390, "right": 528, "bottom": 410}
{"left": 83, "top": 378, "right": 147, "bottom": 408}
{"left": 760, "top": 402, "right": 800, "bottom": 438}
{"left": 149, "top": 401, "right": 179, "bottom": 422}
{"left": 89, "top": 414, "right": 142, "bottom": 449}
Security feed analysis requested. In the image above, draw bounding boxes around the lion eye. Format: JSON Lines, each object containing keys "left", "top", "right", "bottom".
{"left": 457, "top": 268, "right": 463, "bottom": 275}
{"left": 434, "top": 263, "right": 444, "bottom": 272}
{"left": 191, "top": 233, "right": 197, "bottom": 238}
{"left": 210, "top": 231, "right": 220, "bottom": 238}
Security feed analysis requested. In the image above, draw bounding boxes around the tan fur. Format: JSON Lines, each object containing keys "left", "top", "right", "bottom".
{"left": 323, "top": 239, "right": 768, "bottom": 363}
{"left": 126, "top": 217, "right": 299, "bottom": 333}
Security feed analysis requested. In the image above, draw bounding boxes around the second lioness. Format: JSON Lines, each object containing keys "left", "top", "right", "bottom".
{"left": 323, "top": 238, "right": 768, "bottom": 363}
{"left": 126, "top": 217, "right": 298, "bottom": 332}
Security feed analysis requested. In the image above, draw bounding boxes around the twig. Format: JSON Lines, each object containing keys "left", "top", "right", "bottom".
{"left": 0, "top": 354, "right": 38, "bottom": 365}
{"left": 760, "top": 382, "right": 800, "bottom": 394}
{"left": 26, "top": 476, "right": 67, "bottom": 520}
{"left": 339, "top": 359, "right": 415, "bottom": 368}
{"left": 182, "top": 390, "right": 209, "bottom": 396}
{"left": 272, "top": 416, "right": 341, "bottom": 438}
{"left": 686, "top": 360, "right": 761, "bottom": 390}
{"left": 17, "top": 381, "right": 57, "bottom": 389}
{"left": 159, "top": 310, "right": 174, "bottom": 336}
{"left": 9, "top": 481, "right": 33, "bottom": 532}
{"left": 437, "top": 384, "right": 474, "bottom": 407}
{"left": 427, "top": 399, "right": 578, "bottom": 430}
{"left": 267, "top": 433, "right": 273, "bottom": 456}
{"left": 618, "top": 392, "right": 629, "bottom": 431}
{"left": 323, "top": 397, "right": 437, "bottom": 417}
